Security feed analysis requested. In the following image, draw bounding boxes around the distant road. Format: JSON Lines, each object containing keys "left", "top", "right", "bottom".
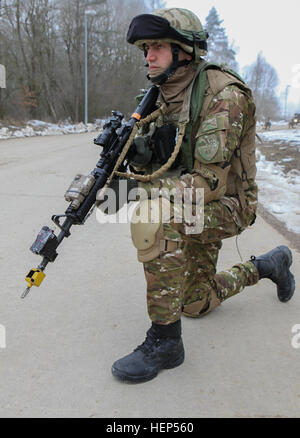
{"left": 257, "top": 124, "right": 300, "bottom": 132}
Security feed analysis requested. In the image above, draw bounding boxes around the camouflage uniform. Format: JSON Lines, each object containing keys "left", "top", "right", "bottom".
{"left": 127, "top": 7, "right": 260, "bottom": 324}
{"left": 135, "top": 84, "right": 259, "bottom": 324}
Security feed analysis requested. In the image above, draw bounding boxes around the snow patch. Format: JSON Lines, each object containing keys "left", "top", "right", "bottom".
{"left": 0, "top": 119, "right": 105, "bottom": 140}
{"left": 256, "top": 142, "right": 300, "bottom": 234}
{"left": 259, "top": 129, "right": 300, "bottom": 148}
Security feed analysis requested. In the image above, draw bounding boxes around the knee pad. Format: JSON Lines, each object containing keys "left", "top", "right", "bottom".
{"left": 130, "top": 198, "right": 178, "bottom": 263}
{"left": 183, "top": 290, "right": 221, "bottom": 318}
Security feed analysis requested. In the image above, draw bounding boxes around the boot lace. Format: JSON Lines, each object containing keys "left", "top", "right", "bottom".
{"left": 134, "top": 329, "right": 160, "bottom": 355}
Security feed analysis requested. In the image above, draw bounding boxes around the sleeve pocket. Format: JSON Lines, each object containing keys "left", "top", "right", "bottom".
{"left": 194, "top": 112, "right": 229, "bottom": 164}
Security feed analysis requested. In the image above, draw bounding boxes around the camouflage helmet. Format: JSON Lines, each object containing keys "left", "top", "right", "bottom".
{"left": 127, "top": 8, "right": 208, "bottom": 59}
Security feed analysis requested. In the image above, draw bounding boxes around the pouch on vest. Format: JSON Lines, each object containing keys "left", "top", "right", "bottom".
{"left": 194, "top": 111, "right": 229, "bottom": 164}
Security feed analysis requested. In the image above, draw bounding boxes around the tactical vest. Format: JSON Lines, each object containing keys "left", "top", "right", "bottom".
{"left": 180, "top": 63, "right": 257, "bottom": 207}
{"left": 134, "top": 62, "right": 257, "bottom": 208}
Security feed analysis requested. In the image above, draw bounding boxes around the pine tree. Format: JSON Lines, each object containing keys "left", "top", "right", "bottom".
{"left": 204, "top": 7, "right": 238, "bottom": 72}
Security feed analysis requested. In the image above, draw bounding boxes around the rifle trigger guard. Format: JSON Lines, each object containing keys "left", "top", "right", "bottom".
{"left": 51, "top": 215, "right": 71, "bottom": 237}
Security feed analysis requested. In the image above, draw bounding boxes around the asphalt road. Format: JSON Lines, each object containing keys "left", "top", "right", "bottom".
{"left": 0, "top": 133, "right": 299, "bottom": 418}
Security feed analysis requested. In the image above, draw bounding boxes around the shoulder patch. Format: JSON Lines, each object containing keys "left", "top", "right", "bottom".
{"left": 195, "top": 133, "right": 220, "bottom": 162}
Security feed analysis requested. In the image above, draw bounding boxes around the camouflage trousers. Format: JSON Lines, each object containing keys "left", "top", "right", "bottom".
{"left": 142, "top": 197, "right": 259, "bottom": 325}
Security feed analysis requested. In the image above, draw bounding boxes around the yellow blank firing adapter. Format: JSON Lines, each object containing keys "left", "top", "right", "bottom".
{"left": 25, "top": 269, "right": 46, "bottom": 288}
{"left": 21, "top": 269, "right": 46, "bottom": 299}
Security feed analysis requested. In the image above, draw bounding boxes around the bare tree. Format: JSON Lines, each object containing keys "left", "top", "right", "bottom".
{"left": 0, "top": 0, "right": 154, "bottom": 121}
{"left": 243, "top": 52, "right": 280, "bottom": 120}
{"left": 85, "top": 0, "right": 149, "bottom": 119}
{"left": 0, "top": 0, "right": 60, "bottom": 119}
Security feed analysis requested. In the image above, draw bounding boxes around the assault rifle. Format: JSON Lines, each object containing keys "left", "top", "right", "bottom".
{"left": 22, "top": 85, "right": 159, "bottom": 298}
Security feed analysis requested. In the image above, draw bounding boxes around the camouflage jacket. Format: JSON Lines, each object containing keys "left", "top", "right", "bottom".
{"left": 133, "top": 67, "right": 258, "bottom": 230}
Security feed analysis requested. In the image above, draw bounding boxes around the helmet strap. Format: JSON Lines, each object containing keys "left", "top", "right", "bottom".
{"left": 193, "top": 33, "right": 203, "bottom": 64}
{"left": 193, "top": 43, "right": 200, "bottom": 64}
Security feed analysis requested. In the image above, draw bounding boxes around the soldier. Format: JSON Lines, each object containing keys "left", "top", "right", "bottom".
{"left": 103, "top": 8, "right": 295, "bottom": 383}
{"left": 264, "top": 118, "right": 271, "bottom": 130}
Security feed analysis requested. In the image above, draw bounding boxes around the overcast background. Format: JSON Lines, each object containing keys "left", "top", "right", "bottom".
{"left": 165, "top": 0, "right": 300, "bottom": 113}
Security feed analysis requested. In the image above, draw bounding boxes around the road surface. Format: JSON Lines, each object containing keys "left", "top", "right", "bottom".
{"left": 0, "top": 133, "right": 299, "bottom": 418}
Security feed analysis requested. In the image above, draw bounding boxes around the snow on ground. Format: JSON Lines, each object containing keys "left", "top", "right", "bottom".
{"left": 0, "top": 119, "right": 104, "bottom": 140}
{"left": 256, "top": 150, "right": 300, "bottom": 234}
{"left": 257, "top": 120, "right": 287, "bottom": 127}
{"left": 259, "top": 129, "right": 300, "bottom": 147}
{"left": 256, "top": 129, "right": 300, "bottom": 234}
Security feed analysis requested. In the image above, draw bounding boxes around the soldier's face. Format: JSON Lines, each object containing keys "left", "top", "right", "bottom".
{"left": 145, "top": 42, "right": 173, "bottom": 74}
{"left": 145, "top": 42, "right": 191, "bottom": 76}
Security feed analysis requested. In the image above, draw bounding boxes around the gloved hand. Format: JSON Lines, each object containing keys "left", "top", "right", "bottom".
{"left": 97, "top": 177, "right": 138, "bottom": 214}
{"left": 152, "top": 124, "right": 181, "bottom": 169}
{"left": 127, "top": 136, "right": 153, "bottom": 168}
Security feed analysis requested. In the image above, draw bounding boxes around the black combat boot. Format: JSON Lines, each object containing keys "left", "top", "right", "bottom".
{"left": 250, "top": 245, "right": 295, "bottom": 302}
{"left": 111, "top": 320, "right": 184, "bottom": 383}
